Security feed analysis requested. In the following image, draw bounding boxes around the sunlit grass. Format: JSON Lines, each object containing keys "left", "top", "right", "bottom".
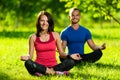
{"left": 0, "top": 27, "right": 120, "bottom": 80}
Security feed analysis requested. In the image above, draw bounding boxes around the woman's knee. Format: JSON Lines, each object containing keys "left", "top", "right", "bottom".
{"left": 65, "top": 59, "right": 75, "bottom": 67}
{"left": 24, "top": 59, "right": 36, "bottom": 75}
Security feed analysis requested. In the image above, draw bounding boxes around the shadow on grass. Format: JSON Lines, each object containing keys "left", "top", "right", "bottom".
{"left": 0, "top": 71, "right": 12, "bottom": 80}
{"left": 75, "top": 62, "right": 120, "bottom": 71}
{"left": 69, "top": 62, "right": 120, "bottom": 79}
{"left": 92, "top": 33, "right": 120, "bottom": 40}
{"left": 0, "top": 30, "right": 33, "bottom": 38}
{"left": 94, "top": 62, "right": 120, "bottom": 70}
{"left": 1, "top": 30, "right": 119, "bottom": 40}
{"left": 69, "top": 72, "right": 109, "bottom": 80}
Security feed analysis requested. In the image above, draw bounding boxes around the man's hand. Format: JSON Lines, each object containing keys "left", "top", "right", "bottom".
{"left": 70, "top": 53, "right": 82, "bottom": 60}
{"left": 99, "top": 43, "right": 106, "bottom": 50}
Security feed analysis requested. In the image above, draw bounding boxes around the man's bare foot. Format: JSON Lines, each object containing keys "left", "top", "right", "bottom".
{"left": 70, "top": 53, "right": 82, "bottom": 60}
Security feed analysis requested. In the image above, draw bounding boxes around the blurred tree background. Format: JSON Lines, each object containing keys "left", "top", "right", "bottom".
{"left": 0, "top": 0, "right": 120, "bottom": 30}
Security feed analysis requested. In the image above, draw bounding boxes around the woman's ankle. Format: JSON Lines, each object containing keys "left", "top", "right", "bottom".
{"left": 46, "top": 68, "right": 55, "bottom": 75}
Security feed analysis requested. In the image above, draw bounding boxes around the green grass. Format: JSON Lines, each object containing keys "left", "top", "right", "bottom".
{"left": 0, "top": 27, "right": 120, "bottom": 80}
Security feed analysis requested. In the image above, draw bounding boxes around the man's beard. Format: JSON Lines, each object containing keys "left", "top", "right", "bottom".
{"left": 71, "top": 18, "right": 79, "bottom": 24}
{"left": 72, "top": 20, "right": 79, "bottom": 24}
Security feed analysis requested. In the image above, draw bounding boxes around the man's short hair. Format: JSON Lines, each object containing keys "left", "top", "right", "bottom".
{"left": 69, "top": 8, "right": 81, "bottom": 16}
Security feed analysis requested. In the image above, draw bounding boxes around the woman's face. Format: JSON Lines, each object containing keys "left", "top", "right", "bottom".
{"left": 39, "top": 15, "right": 49, "bottom": 31}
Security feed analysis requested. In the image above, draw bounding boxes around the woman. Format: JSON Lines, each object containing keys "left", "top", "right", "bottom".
{"left": 20, "top": 11, "right": 80, "bottom": 76}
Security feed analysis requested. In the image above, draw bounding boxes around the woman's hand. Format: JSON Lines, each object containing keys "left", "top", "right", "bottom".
{"left": 70, "top": 53, "right": 82, "bottom": 60}
{"left": 20, "top": 56, "right": 30, "bottom": 61}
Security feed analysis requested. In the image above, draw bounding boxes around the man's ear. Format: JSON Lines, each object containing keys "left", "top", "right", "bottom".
{"left": 68, "top": 16, "right": 70, "bottom": 19}
{"left": 80, "top": 14, "right": 81, "bottom": 18}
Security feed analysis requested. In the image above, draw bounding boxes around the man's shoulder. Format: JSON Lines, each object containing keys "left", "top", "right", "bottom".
{"left": 60, "top": 26, "right": 71, "bottom": 36}
{"left": 61, "top": 26, "right": 71, "bottom": 32}
{"left": 80, "top": 25, "right": 89, "bottom": 31}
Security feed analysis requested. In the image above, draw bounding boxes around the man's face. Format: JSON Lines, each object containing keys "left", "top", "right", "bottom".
{"left": 69, "top": 10, "right": 80, "bottom": 24}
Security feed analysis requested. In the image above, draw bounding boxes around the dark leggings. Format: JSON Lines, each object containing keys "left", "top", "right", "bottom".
{"left": 25, "top": 58, "right": 75, "bottom": 75}
{"left": 60, "top": 49, "right": 103, "bottom": 64}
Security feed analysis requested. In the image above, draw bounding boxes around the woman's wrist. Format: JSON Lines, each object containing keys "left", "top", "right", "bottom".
{"left": 67, "top": 55, "right": 72, "bottom": 59}
{"left": 20, "top": 55, "right": 30, "bottom": 61}
{"left": 27, "top": 56, "right": 30, "bottom": 60}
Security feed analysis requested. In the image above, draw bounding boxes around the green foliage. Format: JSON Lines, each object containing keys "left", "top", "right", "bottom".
{"left": 0, "top": 0, "right": 66, "bottom": 27}
{"left": 60, "top": 0, "right": 120, "bottom": 24}
{"left": 0, "top": 0, "right": 119, "bottom": 29}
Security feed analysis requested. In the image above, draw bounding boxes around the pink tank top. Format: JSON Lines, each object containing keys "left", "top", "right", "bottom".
{"left": 34, "top": 32, "right": 57, "bottom": 67}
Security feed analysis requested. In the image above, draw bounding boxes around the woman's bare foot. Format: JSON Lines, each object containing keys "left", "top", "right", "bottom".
{"left": 46, "top": 68, "right": 55, "bottom": 75}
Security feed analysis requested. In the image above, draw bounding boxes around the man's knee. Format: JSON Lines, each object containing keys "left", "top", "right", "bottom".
{"left": 93, "top": 49, "right": 103, "bottom": 62}
{"left": 96, "top": 49, "right": 103, "bottom": 58}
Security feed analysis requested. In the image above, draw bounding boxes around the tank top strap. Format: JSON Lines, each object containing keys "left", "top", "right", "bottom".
{"left": 49, "top": 32, "right": 54, "bottom": 41}
{"left": 35, "top": 35, "right": 39, "bottom": 42}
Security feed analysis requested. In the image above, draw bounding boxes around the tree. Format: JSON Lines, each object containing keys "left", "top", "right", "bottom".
{"left": 60, "top": 0, "right": 120, "bottom": 25}
{"left": 0, "top": 0, "right": 66, "bottom": 27}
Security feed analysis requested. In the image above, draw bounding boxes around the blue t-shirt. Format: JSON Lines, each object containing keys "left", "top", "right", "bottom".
{"left": 60, "top": 25, "right": 92, "bottom": 54}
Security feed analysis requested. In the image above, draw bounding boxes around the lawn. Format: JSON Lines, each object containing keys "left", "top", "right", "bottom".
{"left": 0, "top": 27, "right": 120, "bottom": 80}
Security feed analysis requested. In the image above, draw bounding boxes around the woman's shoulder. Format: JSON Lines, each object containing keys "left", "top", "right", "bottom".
{"left": 52, "top": 32, "right": 59, "bottom": 36}
{"left": 29, "top": 33, "right": 36, "bottom": 41}
{"left": 51, "top": 32, "right": 60, "bottom": 40}
{"left": 52, "top": 32, "right": 59, "bottom": 35}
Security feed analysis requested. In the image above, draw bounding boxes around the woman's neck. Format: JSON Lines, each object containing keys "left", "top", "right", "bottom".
{"left": 39, "top": 31, "right": 50, "bottom": 42}
{"left": 40, "top": 31, "right": 49, "bottom": 36}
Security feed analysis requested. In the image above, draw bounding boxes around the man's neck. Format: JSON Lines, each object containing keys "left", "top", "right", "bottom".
{"left": 71, "top": 23, "right": 79, "bottom": 30}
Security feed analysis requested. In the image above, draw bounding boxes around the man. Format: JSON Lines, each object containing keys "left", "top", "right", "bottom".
{"left": 60, "top": 8, "right": 106, "bottom": 64}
